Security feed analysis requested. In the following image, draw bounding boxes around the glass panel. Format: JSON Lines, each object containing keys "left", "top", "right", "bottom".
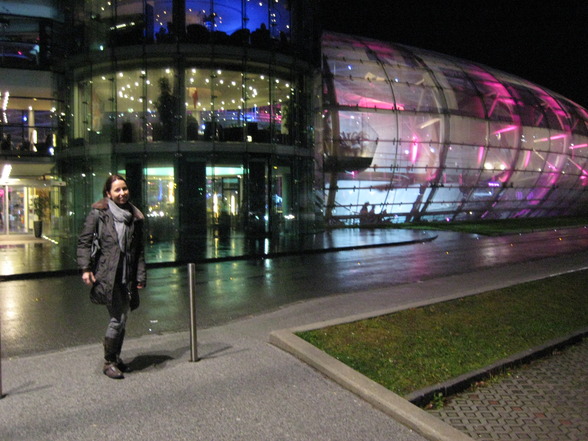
{"left": 436, "top": 67, "right": 486, "bottom": 118}
{"left": 184, "top": 67, "right": 292, "bottom": 144}
{"left": 423, "top": 188, "right": 463, "bottom": 213}
{"left": 326, "top": 53, "right": 394, "bottom": 110}
{"left": 568, "top": 133, "right": 588, "bottom": 179}
{"left": 86, "top": 73, "right": 116, "bottom": 144}
{"left": 145, "top": 166, "right": 176, "bottom": 241}
{"left": 271, "top": 165, "right": 291, "bottom": 230}
{"left": 114, "top": 69, "right": 146, "bottom": 143}
{"left": 560, "top": 99, "right": 588, "bottom": 136}
{"left": 397, "top": 112, "right": 444, "bottom": 167}
{"left": 213, "top": 69, "right": 246, "bottom": 141}
{"left": 8, "top": 187, "right": 26, "bottom": 233}
{"left": 445, "top": 145, "right": 482, "bottom": 184}
{"left": 243, "top": 73, "right": 271, "bottom": 142}
{"left": 0, "top": 187, "right": 4, "bottom": 234}
{"left": 269, "top": 0, "right": 290, "bottom": 40}
{"left": 110, "top": 0, "right": 148, "bottom": 45}
{"left": 245, "top": 0, "right": 269, "bottom": 32}
{"left": 270, "top": 76, "right": 292, "bottom": 143}
{"left": 335, "top": 111, "right": 380, "bottom": 160}
{"left": 504, "top": 84, "right": 548, "bottom": 128}
{"left": 153, "top": 0, "right": 174, "bottom": 36}
{"left": 185, "top": 67, "right": 212, "bottom": 138}
{"left": 85, "top": 0, "right": 115, "bottom": 52}
{"left": 391, "top": 83, "right": 442, "bottom": 113}
{"left": 449, "top": 116, "right": 487, "bottom": 146}
{"left": 383, "top": 65, "right": 431, "bottom": 86}
{"left": 0, "top": 15, "right": 49, "bottom": 68}
{"left": 0, "top": 96, "right": 57, "bottom": 153}
{"left": 206, "top": 165, "right": 243, "bottom": 231}
{"left": 146, "top": 67, "right": 177, "bottom": 141}
{"left": 75, "top": 80, "right": 90, "bottom": 141}
{"left": 464, "top": 67, "right": 517, "bottom": 122}
{"left": 212, "top": 0, "right": 244, "bottom": 35}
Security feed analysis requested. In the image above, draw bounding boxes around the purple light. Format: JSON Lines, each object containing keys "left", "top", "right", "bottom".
{"left": 477, "top": 146, "right": 485, "bottom": 166}
{"left": 411, "top": 137, "right": 419, "bottom": 163}
{"left": 522, "top": 150, "right": 531, "bottom": 168}
{"left": 550, "top": 134, "right": 567, "bottom": 140}
{"left": 493, "top": 125, "right": 518, "bottom": 135}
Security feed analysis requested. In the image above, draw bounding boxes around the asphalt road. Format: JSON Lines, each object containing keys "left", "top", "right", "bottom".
{"left": 2, "top": 228, "right": 588, "bottom": 358}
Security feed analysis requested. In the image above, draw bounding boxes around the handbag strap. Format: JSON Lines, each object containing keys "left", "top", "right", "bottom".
{"left": 91, "top": 210, "right": 103, "bottom": 258}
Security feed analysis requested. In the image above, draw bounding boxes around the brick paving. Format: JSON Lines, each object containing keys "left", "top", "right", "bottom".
{"left": 428, "top": 338, "right": 588, "bottom": 440}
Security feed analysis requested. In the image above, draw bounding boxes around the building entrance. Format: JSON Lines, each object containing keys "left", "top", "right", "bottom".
{"left": 0, "top": 186, "right": 26, "bottom": 234}
{"left": 207, "top": 166, "right": 243, "bottom": 235}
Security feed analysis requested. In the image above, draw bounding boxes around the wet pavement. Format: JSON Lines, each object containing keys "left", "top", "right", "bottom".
{"left": 0, "top": 228, "right": 437, "bottom": 278}
{"left": 0, "top": 227, "right": 587, "bottom": 440}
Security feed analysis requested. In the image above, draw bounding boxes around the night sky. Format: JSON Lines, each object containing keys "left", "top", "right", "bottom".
{"left": 318, "top": 1, "right": 588, "bottom": 109}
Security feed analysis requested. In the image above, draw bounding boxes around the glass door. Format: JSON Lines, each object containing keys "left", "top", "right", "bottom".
{"left": 206, "top": 166, "right": 243, "bottom": 233}
{"left": 0, "top": 186, "right": 5, "bottom": 234}
{"left": 8, "top": 186, "right": 26, "bottom": 233}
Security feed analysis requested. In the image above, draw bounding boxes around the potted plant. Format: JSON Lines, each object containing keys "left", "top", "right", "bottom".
{"left": 32, "top": 193, "right": 50, "bottom": 237}
{"left": 155, "top": 77, "right": 178, "bottom": 141}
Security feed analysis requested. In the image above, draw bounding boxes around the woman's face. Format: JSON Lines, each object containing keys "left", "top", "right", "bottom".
{"left": 106, "top": 179, "right": 129, "bottom": 206}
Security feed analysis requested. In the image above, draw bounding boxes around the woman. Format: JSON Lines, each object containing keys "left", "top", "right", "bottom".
{"left": 77, "top": 174, "right": 146, "bottom": 379}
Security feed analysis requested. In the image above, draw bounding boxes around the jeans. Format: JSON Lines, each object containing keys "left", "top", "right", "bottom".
{"left": 105, "top": 281, "right": 130, "bottom": 342}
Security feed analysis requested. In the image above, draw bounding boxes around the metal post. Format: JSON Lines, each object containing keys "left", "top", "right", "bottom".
{"left": 188, "top": 263, "right": 199, "bottom": 362}
{"left": 1, "top": 315, "right": 4, "bottom": 398}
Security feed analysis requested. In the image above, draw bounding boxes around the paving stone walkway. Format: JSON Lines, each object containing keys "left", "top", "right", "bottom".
{"left": 428, "top": 338, "right": 588, "bottom": 440}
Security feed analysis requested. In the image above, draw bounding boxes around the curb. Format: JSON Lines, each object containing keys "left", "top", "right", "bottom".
{"left": 269, "top": 288, "right": 588, "bottom": 441}
{"left": 269, "top": 329, "right": 475, "bottom": 441}
{"left": 270, "top": 326, "right": 588, "bottom": 441}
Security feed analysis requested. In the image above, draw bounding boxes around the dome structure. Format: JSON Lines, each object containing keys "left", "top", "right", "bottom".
{"left": 319, "top": 32, "right": 588, "bottom": 224}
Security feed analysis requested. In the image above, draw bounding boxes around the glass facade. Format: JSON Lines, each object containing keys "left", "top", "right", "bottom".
{"left": 74, "top": 67, "right": 295, "bottom": 145}
{"left": 61, "top": 0, "right": 317, "bottom": 246}
{"left": 319, "top": 33, "right": 588, "bottom": 224}
{"left": 80, "top": 0, "right": 294, "bottom": 50}
{"left": 0, "top": 2, "right": 65, "bottom": 237}
{"left": 0, "top": 9, "right": 64, "bottom": 154}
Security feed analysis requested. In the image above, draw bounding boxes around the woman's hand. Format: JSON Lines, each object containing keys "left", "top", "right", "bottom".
{"left": 82, "top": 271, "right": 96, "bottom": 286}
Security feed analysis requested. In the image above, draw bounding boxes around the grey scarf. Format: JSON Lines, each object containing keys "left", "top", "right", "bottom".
{"left": 108, "top": 199, "right": 134, "bottom": 283}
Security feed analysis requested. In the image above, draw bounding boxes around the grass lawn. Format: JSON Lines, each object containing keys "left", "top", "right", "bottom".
{"left": 296, "top": 270, "right": 588, "bottom": 398}
{"left": 394, "top": 215, "right": 588, "bottom": 236}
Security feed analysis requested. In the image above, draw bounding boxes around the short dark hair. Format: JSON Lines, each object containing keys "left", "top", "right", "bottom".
{"left": 103, "top": 174, "right": 128, "bottom": 197}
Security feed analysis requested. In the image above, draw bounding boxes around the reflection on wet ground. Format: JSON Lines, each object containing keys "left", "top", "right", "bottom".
{"left": 2, "top": 227, "right": 588, "bottom": 357}
{"left": 0, "top": 228, "right": 437, "bottom": 277}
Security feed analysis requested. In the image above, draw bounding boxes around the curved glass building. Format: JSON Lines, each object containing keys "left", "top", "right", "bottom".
{"left": 4, "top": 1, "right": 588, "bottom": 249}
{"left": 319, "top": 32, "right": 588, "bottom": 225}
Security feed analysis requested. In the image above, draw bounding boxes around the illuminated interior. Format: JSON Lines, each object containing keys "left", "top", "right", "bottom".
{"left": 320, "top": 32, "right": 588, "bottom": 223}
{"left": 84, "top": 0, "right": 291, "bottom": 48}
{"left": 76, "top": 67, "right": 293, "bottom": 144}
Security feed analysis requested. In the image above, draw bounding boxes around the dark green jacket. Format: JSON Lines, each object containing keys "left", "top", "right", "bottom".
{"left": 77, "top": 198, "right": 146, "bottom": 305}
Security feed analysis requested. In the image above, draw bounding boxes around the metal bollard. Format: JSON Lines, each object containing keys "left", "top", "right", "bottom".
{"left": 188, "top": 263, "right": 200, "bottom": 362}
{"left": 1, "top": 317, "right": 4, "bottom": 398}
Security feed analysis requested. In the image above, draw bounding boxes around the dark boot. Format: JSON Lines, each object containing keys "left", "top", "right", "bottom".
{"left": 115, "top": 330, "right": 130, "bottom": 373}
{"left": 103, "top": 337, "right": 124, "bottom": 379}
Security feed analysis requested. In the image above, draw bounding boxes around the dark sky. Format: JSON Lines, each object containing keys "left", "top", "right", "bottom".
{"left": 318, "top": 1, "right": 588, "bottom": 109}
